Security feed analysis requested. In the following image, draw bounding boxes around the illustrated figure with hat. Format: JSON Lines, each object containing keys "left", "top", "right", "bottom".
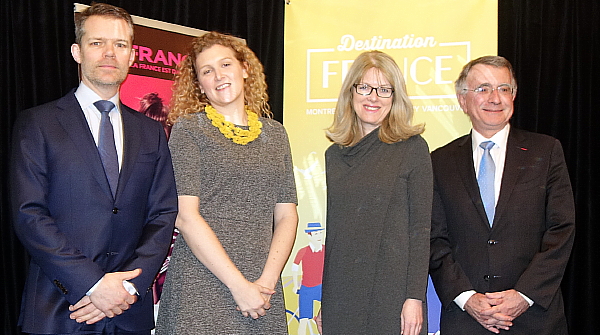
{"left": 292, "top": 222, "right": 325, "bottom": 334}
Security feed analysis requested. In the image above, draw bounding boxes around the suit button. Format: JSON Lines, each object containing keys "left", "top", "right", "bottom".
{"left": 112, "top": 208, "right": 118, "bottom": 214}
{"left": 484, "top": 275, "right": 490, "bottom": 281}
{"left": 487, "top": 239, "right": 498, "bottom": 245}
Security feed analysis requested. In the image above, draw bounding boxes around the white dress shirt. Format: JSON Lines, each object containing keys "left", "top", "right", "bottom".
{"left": 471, "top": 124, "right": 510, "bottom": 206}
{"left": 74, "top": 82, "right": 124, "bottom": 170}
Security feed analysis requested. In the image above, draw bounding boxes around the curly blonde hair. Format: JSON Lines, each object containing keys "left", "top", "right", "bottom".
{"left": 326, "top": 51, "right": 424, "bottom": 146}
{"left": 168, "top": 31, "right": 271, "bottom": 124}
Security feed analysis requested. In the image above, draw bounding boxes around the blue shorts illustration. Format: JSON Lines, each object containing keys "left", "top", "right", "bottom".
{"left": 298, "top": 284, "right": 322, "bottom": 319}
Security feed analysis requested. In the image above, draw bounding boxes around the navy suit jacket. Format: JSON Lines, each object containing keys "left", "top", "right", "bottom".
{"left": 10, "top": 90, "right": 178, "bottom": 334}
{"left": 429, "top": 127, "right": 575, "bottom": 335}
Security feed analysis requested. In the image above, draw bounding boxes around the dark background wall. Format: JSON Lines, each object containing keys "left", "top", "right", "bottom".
{"left": 2, "top": 0, "right": 598, "bottom": 333}
{"left": 498, "top": 1, "right": 599, "bottom": 330}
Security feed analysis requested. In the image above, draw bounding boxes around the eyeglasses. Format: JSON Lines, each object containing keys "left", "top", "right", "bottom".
{"left": 353, "top": 84, "right": 394, "bottom": 98}
{"left": 462, "top": 83, "right": 515, "bottom": 96}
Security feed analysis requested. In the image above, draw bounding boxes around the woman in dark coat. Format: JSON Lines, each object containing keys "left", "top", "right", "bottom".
{"left": 317, "top": 50, "right": 432, "bottom": 335}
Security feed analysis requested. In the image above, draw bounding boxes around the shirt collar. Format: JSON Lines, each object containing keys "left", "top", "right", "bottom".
{"left": 74, "top": 82, "right": 121, "bottom": 113}
{"left": 308, "top": 241, "right": 323, "bottom": 252}
{"left": 471, "top": 123, "right": 510, "bottom": 151}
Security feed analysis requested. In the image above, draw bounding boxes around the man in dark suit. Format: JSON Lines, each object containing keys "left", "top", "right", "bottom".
{"left": 429, "top": 56, "right": 575, "bottom": 334}
{"left": 10, "top": 3, "right": 177, "bottom": 334}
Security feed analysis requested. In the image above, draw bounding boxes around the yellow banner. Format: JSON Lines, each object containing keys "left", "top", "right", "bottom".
{"left": 283, "top": 1, "right": 497, "bottom": 334}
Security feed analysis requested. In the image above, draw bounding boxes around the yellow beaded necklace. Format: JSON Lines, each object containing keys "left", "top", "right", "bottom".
{"left": 204, "top": 105, "right": 262, "bottom": 145}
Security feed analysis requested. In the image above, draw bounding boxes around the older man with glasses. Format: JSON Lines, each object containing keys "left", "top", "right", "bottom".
{"left": 429, "top": 55, "right": 575, "bottom": 335}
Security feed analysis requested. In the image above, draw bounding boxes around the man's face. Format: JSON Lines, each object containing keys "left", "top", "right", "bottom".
{"left": 458, "top": 64, "right": 516, "bottom": 138}
{"left": 71, "top": 15, "right": 134, "bottom": 92}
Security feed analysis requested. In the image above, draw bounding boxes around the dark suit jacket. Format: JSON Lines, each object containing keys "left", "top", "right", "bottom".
{"left": 10, "top": 90, "right": 178, "bottom": 334}
{"left": 429, "top": 127, "right": 575, "bottom": 335}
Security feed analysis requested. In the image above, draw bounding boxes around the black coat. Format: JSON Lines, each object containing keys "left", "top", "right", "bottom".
{"left": 429, "top": 127, "right": 575, "bottom": 335}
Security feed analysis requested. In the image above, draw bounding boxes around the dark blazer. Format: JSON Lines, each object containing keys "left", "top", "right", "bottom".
{"left": 10, "top": 90, "right": 178, "bottom": 334}
{"left": 429, "top": 127, "right": 575, "bottom": 335}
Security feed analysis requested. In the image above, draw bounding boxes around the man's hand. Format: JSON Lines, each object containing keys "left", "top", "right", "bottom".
{"left": 69, "top": 295, "right": 106, "bottom": 324}
{"left": 485, "top": 289, "right": 530, "bottom": 319}
{"left": 464, "top": 293, "right": 513, "bottom": 333}
{"left": 89, "top": 269, "right": 141, "bottom": 318}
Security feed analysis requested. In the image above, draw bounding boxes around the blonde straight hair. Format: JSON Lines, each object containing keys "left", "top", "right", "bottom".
{"left": 326, "top": 51, "right": 423, "bottom": 146}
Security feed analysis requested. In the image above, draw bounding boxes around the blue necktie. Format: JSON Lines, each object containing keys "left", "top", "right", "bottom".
{"left": 478, "top": 141, "right": 495, "bottom": 226}
{"left": 94, "top": 100, "right": 119, "bottom": 198}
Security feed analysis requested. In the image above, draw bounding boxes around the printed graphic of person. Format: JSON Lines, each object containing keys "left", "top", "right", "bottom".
{"left": 292, "top": 222, "right": 325, "bottom": 335}
{"left": 139, "top": 92, "right": 171, "bottom": 139}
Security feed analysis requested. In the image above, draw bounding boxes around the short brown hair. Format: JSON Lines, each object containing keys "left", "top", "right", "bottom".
{"left": 75, "top": 2, "right": 134, "bottom": 45}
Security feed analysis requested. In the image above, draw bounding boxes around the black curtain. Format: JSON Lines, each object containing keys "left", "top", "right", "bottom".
{"left": 2, "top": 0, "right": 598, "bottom": 334}
{"left": 498, "top": 1, "right": 600, "bottom": 333}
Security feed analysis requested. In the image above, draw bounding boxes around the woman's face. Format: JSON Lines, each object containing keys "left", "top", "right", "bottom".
{"left": 195, "top": 44, "right": 248, "bottom": 109}
{"left": 352, "top": 67, "right": 393, "bottom": 136}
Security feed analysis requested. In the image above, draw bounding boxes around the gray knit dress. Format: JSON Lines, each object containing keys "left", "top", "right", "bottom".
{"left": 321, "top": 129, "right": 432, "bottom": 335}
{"left": 155, "top": 112, "right": 297, "bottom": 334}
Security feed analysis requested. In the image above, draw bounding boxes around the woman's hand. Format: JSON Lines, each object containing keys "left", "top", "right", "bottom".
{"left": 230, "top": 280, "right": 275, "bottom": 319}
{"left": 400, "top": 298, "right": 423, "bottom": 335}
{"left": 254, "top": 276, "right": 277, "bottom": 310}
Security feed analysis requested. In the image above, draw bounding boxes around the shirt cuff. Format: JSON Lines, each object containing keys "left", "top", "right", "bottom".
{"left": 518, "top": 291, "right": 534, "bottom": 306}
{"left": 86, "top": 278, "right": 138, "bottom": 296}
{"left": 86, "top": 278, "right": 103, "bottom": 296}
{"left": 454, "top": 290, "right": 477, "bottom": 311}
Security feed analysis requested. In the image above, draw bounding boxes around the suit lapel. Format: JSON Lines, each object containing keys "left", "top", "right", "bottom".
{"left": 455, "top": 134, "right": 492, "bottom": 229}
{"left": 494, "top": 128, "right": 528, "bottom": 227}
{"left": 116, "top": 104, "right": 142, "bottom": 200}
{"left": 55, "top": 92, "right": 114, "bottom": 199}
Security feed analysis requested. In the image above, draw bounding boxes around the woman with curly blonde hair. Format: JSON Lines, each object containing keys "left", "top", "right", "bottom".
{"left": 317, "top": 51, "right": 432, "bottom": 335}
{"left": 167, "top": 31, "right": 271, "bottom": 125}
{"left": 156, "top": 32, "right": 298, "bottom": 334}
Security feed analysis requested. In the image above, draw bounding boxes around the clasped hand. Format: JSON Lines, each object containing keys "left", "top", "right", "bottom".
{"left": 231, "top": 278, "right": 275, "bottom": 319}
{"left": 69, "top": 269, "right": 141, "bottom": 324}
{"left": 464, "top": 289, "right": 530, "bottom": 333}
